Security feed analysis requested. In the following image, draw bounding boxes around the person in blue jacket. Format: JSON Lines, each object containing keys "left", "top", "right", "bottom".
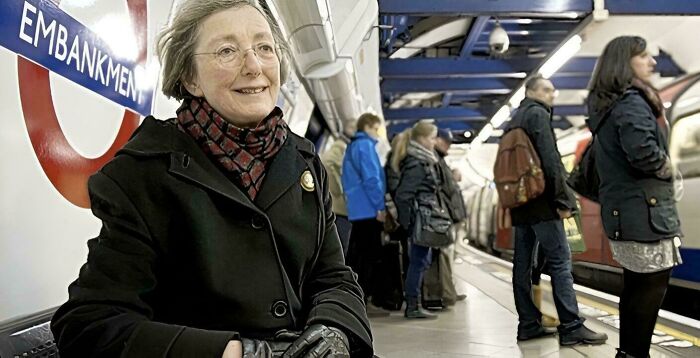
{"left": 341, "top": 113, "right": 387, "bottom": 315}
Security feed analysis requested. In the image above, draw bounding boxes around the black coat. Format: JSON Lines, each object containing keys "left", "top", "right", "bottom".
{"left": 589, "top": 90, "right": 681, "bottom": 242}
{"left": 50, "top": 117, "right": 373, "bottom": 357}
{"left": 437, "top": 155, "right": 467, "bottom": 222}
{"left": 394, "top": 155, "right": 441, "bottom": 231}
{"left": 385, "top": 151, "right": 400, "bottom": 198}
{"left": 507, "top": 98, "right": 576, "bottom": 225}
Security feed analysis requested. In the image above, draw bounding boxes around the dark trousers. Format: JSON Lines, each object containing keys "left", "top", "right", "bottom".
{"left": 513, "top": 219, "right": 582, "bottom": 334}
{"left": 619, "top": 268, "right": 671, "bottom": 357}
{"left": 404, "top": 243, "right": 432, "bottom": 299}
{"left": 347, "top": 219, "right": 383, "bottom": 302}
{"left": 335, "top": 214, "right": 352, "bottom": 258}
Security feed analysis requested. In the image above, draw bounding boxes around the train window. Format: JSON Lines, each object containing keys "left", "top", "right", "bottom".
{"left": 670, "top": 112, "right": 700, "bottom": 179}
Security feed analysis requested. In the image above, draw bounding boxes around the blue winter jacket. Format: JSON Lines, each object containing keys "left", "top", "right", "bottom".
{"left": 341, "top": 132, "right": 386, "bottom": 221}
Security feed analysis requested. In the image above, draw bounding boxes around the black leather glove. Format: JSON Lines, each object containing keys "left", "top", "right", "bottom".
{"left": 281, "top": 324, "right": 350, "bottom": 358}
{"left": 242, "top": 338, "right": 273, "bottom": 358}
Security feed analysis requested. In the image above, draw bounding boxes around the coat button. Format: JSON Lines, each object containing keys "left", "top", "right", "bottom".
{"left": 251, "top": 215, "right": 265, "bottom": 230}
{"left": 612, "top": 210, "right": 619, "bottom": 216}
{"left": 649, "top": 197, "right": 657, "bottom": 206}
{"left": 271, "top": 300, "right": 288, "bottom": 318}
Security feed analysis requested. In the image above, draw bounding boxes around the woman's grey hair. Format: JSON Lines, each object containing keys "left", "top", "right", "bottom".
{"left": 156, "top": 0, "right": 291, "bottom": 100}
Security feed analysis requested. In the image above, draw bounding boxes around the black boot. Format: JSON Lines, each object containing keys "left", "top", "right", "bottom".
{"left": 615, "top": 348, "right": 647, "bottom": 358}
{"left": 559, "top": 324, "right": 607, "bottom": 346}
{"left": 405, "top": 296, "right": 437, "bottom": 319}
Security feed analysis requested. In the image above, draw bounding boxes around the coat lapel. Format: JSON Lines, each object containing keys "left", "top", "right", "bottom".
{"left": 168, "top": 151, "right": 260, "bottom": 212}
{"left": 254, "top": 138, "right": 309, "bottom": 211}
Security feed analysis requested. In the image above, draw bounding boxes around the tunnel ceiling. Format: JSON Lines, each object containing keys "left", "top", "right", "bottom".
{"left": 377, "top": 0, "right": 692, "bottom": 143}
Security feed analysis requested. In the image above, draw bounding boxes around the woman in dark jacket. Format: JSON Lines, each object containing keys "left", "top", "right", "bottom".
{"left": 588, "top": 36, "right": 682, "bottom": 358}
{"left": 50, "top": 1, "right": 372, "bottom": 357}
{"left": 393, "top": 122, "right": 441, "bottom": 320}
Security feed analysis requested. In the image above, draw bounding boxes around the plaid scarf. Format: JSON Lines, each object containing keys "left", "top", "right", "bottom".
{"left": 176, "top": 97, "right": 289, "bottom": 200}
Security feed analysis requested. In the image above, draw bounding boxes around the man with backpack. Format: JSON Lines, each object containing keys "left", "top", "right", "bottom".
{"left": 502, "top": 75, "right": 607, "bottom": 345}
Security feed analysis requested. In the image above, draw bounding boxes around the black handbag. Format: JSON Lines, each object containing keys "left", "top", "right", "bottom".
{"left": 566, "top": 138, "right": 600, "bottom": 202}
{"left": 411, "top": 183, "right": 454, "bottom": 248}
{"left": 566, "top": 93, "right": 630, "bottom": 202}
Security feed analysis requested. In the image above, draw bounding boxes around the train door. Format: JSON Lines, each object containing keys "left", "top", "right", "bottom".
{"left": 668, "top": 76, "right": 700, "bottom": 289}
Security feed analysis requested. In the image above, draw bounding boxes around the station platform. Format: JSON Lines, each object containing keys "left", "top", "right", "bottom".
{"left": 370, "top": 244, "right": 700, "bottom": 357}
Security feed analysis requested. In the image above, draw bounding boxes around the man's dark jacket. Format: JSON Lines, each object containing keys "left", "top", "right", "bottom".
{"left": 588, "top": 89, "right": 681, "bottom": 242}
{"left": 436, "top": 153, "right": 467, "bottom": 222}
{"left": 50, "top": 117, "right": 373, "bottom": 357}
{"left": 507, "top": 98, "right": 576, "bottom": 225}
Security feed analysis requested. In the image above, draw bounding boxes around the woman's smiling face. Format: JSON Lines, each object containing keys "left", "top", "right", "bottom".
{"left": 184, "top": 5, "right": 281, "bottom": 127}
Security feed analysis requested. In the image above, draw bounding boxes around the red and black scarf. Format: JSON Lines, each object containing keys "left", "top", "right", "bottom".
{"left": 176, "top": 97, "right": 289, "bottom": 200}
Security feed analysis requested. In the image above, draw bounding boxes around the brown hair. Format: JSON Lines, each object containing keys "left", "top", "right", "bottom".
{"left": 356, "top": 113, "right": 382, "bottom": 132}
{"left": 588, "top": 36, "right": 648, "bottom": 116}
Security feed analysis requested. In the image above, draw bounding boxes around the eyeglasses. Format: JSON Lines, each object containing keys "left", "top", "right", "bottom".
{"left": 193, "top": 42, "right": 279, "bottom": 67}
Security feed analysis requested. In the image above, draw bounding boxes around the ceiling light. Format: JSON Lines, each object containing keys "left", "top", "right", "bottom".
{"left": 509, "top": 86, "right": 526, "bottom": 107}
{"left": 539, "top": 35, "right": 582, "bottom": 79}
{"left": 490, "top": 106, "right": 511, "bottom": 128}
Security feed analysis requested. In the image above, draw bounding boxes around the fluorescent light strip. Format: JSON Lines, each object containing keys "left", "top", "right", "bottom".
{"left": 539, "top": 35, "right": 582, "bottom": 79}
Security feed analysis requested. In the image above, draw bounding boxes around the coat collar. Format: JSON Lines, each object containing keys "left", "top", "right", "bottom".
{"left": 118, "top": 117, "right": 315, "bottom": 212}
{"left": 520, "top": 97, "right": 552, "bottom": 112}
{"left": 352, "top": 131, "right": 378, "bottom": 144}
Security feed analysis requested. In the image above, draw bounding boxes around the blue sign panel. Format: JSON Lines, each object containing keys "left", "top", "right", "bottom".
{"left": 0, "top": 0, "right": 154, "bottom": 116}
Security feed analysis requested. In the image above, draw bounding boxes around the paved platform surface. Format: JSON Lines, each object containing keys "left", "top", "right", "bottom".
{"left": 370, "top": 244, "right": 699, "bottom": 357}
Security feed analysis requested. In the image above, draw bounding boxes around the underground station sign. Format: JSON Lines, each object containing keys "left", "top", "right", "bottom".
{"left": 0, "top": 0, "right": 153, "bottom": 208}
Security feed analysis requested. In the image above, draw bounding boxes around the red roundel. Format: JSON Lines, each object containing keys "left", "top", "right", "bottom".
{"left": 18, "top": 0, "right": 147, "bottom": 208}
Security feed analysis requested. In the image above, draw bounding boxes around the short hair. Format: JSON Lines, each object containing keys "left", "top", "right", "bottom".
{"left": 525, "top": 74, "right": 546, "bottom": 92}
{"left": 156, "top": 0, "right": 291, "bottom": 100}
{"left": 356, "top": 113, "right": 382, "bottom": 131}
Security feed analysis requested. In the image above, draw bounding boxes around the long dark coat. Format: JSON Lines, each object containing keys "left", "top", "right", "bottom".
{"left": 507, "top": 98, "right": 577, "bottom": 226}
{"left": 50, "top": 117, "right": 373, "bottom": 357}
{"left": 394, "top": 155, "right": 441, "bottom": 231}
{"left": 589, "top": 89, "right": 682, "bottom": 242}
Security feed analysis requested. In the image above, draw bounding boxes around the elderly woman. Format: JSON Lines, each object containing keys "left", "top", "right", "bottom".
{"left": 50, "top": 1, "right": 372, "bottom": 357}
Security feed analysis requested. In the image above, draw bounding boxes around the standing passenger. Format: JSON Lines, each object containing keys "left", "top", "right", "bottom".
{"left": 342, "top": 113, "right": 388, "bottom": 316}
{"left": 509, "top": 75, "right": 607, "bottom": 345}
{"left": 393, "top": 122, "right": 441, "bottom": 320}
{"left": 50, "top": 1, "right": 372, "bottom": 357}
{"left": 422, "top": 129, "right": 467, "bottom": 310}
{"left": 321, "top": 135, "right": 352, "bottom": 257}
{"left": 587, "top": 36, "right": 683, "bottom": 358}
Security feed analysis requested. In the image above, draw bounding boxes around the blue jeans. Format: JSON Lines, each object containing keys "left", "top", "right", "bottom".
{"left": 404, "top": 243, "right": 432, "bottom": 298}
{"left": 513, "top": 219, "right": 582, "bottom": 334}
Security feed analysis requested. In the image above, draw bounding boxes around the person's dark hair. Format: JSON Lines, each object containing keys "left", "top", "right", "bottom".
{"left": 525, "top": 74, "right": 546, "bottom": 92}
{"left": 587, "top": 36, "right": 648, "bottom": 115}
{"left": 356, "top": 113, "right": 382, "bottom": 132}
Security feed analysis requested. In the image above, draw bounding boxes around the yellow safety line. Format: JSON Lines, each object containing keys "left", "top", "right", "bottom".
{"left": 538, "top": 274, "right": 700, "bottom": 347}
{"left": 481, "top": 258, "right": 700, "bottom": 347}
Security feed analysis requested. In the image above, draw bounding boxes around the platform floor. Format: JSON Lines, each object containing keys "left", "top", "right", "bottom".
{"left": 370, "top": 244, "right": 699, "bottom": 357}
